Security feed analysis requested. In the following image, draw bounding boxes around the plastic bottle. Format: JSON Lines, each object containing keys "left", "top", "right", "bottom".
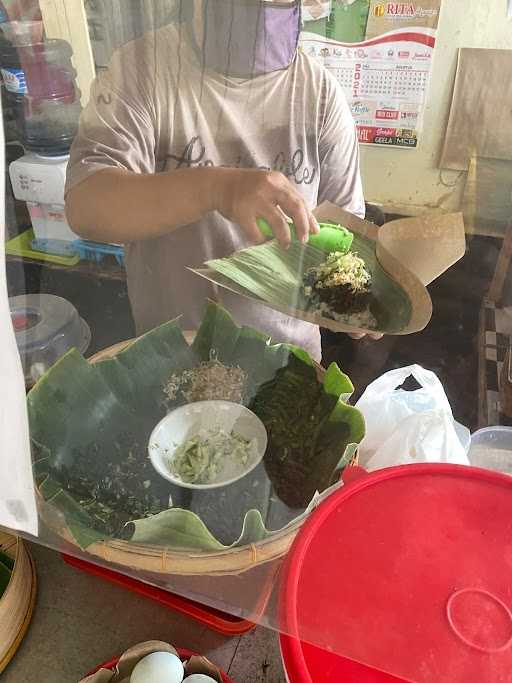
{"left": 0, "top": 24, "right": 81, "bottom": 155}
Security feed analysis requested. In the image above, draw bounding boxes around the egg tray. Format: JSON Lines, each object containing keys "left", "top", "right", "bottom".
{"left": 80, "top": 641, "right": 232, "bottom": 683}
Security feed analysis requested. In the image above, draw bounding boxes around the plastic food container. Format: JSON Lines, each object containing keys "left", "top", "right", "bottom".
{"left": 10, "top": 294, "right": 90, "bottom": 386}
{"left": 280, "top": 464, "right": 512, "bottom": 682}
{"left": 468, "top": 426, "right": 512, "bottom": 475}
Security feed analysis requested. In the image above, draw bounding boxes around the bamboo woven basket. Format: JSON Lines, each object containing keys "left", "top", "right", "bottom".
{"left": 0, "top": 531, "right": 37, "bottom": 674}
{"left": 36, "top": 337, "right": 357, "bottom": 577}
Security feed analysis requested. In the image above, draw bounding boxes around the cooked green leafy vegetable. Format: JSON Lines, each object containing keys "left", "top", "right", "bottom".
{"left": 170, "top": 429, "right": 256, "bottom": 485}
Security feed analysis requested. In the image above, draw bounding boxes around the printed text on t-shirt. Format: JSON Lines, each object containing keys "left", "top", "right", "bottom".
{"left": 167, "top": 136, "right": 317, "bottom": 185}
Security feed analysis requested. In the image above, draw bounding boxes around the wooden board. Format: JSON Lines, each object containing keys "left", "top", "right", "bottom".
{"left": 462, "top": 157, "right": 512, "bottom": 238}
{"left": 440, "top": 49, "right": 512, "bottom": 171}
{"left": 39, "top": 0, "right": 96, "bottom": 107}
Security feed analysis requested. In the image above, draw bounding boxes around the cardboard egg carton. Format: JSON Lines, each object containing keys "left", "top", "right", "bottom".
{"left": 80, "top": 640, "right": 225, "bottom": 683}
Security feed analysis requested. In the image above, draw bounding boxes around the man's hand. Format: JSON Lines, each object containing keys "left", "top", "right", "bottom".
{"left": 214, "top": 168, "right": 319, "bottom": 247}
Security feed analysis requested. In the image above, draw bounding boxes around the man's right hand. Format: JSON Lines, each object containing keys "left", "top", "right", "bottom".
{"left": 67, "top": 166, "right": 318, "bottom": 248}
{"left": 213, "top": 168, "right": 319, "bottom": 248}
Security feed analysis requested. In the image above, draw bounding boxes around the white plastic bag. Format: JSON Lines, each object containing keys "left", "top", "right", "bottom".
{"left": 355, "top": 365, "right": 470, "bottom": 471}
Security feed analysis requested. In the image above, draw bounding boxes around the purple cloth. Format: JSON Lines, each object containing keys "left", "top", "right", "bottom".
{"left": 200, "top": 0, "right": 301, "bottom": 78}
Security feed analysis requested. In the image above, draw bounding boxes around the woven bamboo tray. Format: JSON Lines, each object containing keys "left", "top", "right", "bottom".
{"left": 37, "top": 337, "right": 356, "bottom": 577}
{"left": 0, "top": 531, "right": 37, "bottom": 674}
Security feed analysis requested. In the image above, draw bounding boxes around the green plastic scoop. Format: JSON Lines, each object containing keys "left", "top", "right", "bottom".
{"left": 256, "top": 218, "right": 354, "bottom": 254}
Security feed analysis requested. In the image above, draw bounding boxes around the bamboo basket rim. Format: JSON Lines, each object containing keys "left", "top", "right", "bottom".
{"left": 35, "top": 337, "right": 356, "bottom": 576}
{"left": 0, "top": 533, "right": 37, "bottom": 674}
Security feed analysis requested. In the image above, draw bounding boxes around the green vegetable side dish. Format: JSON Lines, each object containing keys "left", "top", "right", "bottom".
{"left": 256, "top": 217, "right": 354, "bottom": 254}
{"left": 170, "top": 428, "right": 256, "bottom": 485}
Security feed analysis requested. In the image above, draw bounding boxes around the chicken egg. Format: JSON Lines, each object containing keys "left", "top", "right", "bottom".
{"left": 130, "top": 651, "right": 185, "bottom": 683}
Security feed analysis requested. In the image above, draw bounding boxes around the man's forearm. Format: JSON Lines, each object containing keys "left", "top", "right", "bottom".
{"left": 65, "top": 166, "right": 225, "bottom": 243}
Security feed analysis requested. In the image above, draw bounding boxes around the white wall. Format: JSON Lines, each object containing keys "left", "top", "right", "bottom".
{"left": 360, "top": 0, "right": 512, "bottom": 215}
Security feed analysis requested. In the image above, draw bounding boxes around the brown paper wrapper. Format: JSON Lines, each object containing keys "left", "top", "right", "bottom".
{"left": 80, "top": 641, "right": 223, "bottom": 683}
{"left": 440, "top": 49, "right": 512, "bottom": 172}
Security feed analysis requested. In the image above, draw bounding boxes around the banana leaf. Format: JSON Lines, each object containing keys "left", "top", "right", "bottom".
{"left": 194, "top": 236, "right": 412, "bottom": 334}
{"left": 28, "top": 303, "right": 365, "bottom": 552}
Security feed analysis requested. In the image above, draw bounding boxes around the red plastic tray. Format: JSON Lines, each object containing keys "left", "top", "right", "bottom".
{"left": 86, "top": 647, "right": 233, "bottom": 682}
{"left": 62, "top": 553, "right": 276, "bottom": 636}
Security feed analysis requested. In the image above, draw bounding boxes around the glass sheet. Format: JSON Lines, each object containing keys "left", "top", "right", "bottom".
{"left": 2, "top": 1, "right": 511, "bottom": 681}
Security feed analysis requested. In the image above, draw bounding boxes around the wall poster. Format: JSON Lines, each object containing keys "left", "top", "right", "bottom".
{"left": 301, "top": 1, "right": 443, "bottom": 148}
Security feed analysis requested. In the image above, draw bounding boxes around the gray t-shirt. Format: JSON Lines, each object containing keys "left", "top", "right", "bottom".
{"left": 66, "top": 23, "right": 364, "bottom": 360}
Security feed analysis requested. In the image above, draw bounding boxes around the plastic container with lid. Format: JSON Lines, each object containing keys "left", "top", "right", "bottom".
{"left": 280, "top": 464, "right": 512, "bottom": 682}
{"left": 10, "top": 294, "right": 90, "bottom": 386}
{"left": 468, "top": 426, "right": 512, "bottom": 475}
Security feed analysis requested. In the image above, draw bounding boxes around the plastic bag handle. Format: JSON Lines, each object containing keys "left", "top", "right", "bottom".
{"left": 358, "top": 364, "right": 452, "bottom": 414}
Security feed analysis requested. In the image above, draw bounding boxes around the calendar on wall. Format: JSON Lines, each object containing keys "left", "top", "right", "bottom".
{"left": 301, "top": 1, "right": 443, "bottom": 148}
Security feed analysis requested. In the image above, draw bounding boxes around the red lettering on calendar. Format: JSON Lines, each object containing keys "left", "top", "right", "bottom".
{"left": 376, "top": 110, "right": 399, "bottom": 120}
{"left": 357, "top": 126, "right": 375, "bottom": 143}
{"left": 385, "top": 3, "right": 415, "bottom": 16}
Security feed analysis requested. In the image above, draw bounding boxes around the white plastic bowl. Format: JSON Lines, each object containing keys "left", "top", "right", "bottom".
{"left": 148, "top": 400, "right": 268, "bottom": 490}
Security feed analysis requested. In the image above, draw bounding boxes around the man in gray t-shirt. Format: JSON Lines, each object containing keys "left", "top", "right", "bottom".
{"left": 65, "top": 0, "right": 365, "bottom": 360}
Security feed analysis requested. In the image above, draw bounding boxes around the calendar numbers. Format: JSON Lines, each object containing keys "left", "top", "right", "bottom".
{"left": 332, "top": 64, "right": 429, "bottom": 101}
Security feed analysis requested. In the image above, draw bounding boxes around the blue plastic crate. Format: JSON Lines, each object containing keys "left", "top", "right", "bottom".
{"left": 31, "top": 237, "right": 79, "bottom": 258}
{"left": 72, "top": 239, "right": 125, "bottom": 267}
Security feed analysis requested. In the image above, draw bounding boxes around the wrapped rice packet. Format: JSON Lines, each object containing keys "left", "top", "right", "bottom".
{"left": 193, "top": 201, "right": 466, "bottom": 337}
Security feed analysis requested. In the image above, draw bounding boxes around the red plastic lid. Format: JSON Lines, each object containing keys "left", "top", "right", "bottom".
{"left": 280, "top": 464, "right": 512, "bottom": 683}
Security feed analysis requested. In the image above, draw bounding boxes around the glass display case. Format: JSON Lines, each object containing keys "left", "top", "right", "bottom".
{"left": 2, "top": 2, "right": 512, "bottom": 681}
